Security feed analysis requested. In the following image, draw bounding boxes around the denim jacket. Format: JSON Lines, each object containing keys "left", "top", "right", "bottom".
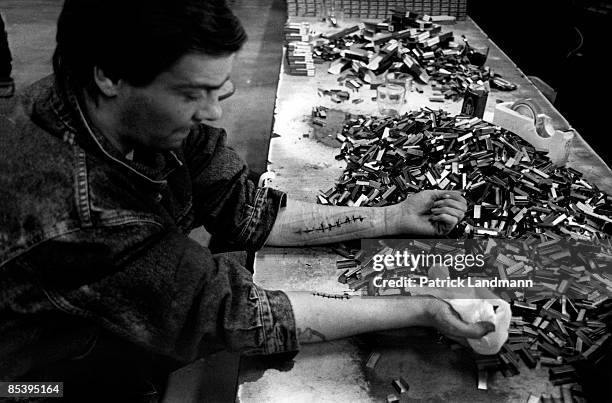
{"left": 0, "top": 75, "right": 298, "bottom": 379}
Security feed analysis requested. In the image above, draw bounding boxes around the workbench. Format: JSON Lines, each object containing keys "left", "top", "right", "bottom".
{"left": 236, "top": 16, "right": 612, "bottom": 402}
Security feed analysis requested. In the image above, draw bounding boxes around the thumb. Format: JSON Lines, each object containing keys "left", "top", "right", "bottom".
{"left": 440, "top": 302, "right": 496, "bottom": 339}
{"left": 449, "top": 320, "right": 495, "bottom": 339}
{"left": 472, "top": 321, "right": 496, "bottom": 338}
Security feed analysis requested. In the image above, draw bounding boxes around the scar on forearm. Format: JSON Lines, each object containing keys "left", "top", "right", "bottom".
{"left": 312, "top": 291, "right": 352, "bottom": 300}
{"left": 297, "top": 327, "right": 327, "bottom": 342}
{"left": 294, "top": 215, "right": 366, "bottom": 235}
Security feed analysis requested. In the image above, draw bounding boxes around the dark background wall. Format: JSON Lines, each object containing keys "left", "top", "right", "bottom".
{"left": 469, "top": 0, "right": 612, "bottom": 167}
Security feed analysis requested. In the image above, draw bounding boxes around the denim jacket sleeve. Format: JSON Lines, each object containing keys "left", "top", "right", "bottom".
{"left": 23, "top": 225, "right": 299, "bottom": 362}
{"left": 182, "top": 125, "right": 286, "bottom": 250}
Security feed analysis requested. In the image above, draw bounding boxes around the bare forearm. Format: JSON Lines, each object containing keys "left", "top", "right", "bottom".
{"left": 266, "top": 199, "right": 400, "bottom": 246}
{"left": 285, "top": 291, "right": 430, "bottom": 344}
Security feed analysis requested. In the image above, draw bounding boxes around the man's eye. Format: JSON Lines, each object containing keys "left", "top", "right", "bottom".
{"left": 184, "top": 92, "right": 204, "bottom": 101}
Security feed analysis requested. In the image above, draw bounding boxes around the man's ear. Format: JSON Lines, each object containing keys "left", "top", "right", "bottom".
{"left": 93, "top": 66, "right": 121, "bottom": 97}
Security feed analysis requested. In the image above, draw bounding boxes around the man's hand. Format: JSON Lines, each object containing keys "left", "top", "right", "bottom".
{"left": 423, "top": 296, "right": 495, "bottom": 340}
{"left": 393, "top": 190, "right": 467, "bottom": 236}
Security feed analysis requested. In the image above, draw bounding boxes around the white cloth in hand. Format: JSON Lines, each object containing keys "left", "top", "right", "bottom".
{"left": 446, "top": 298, "right": 511, "bottom": 355}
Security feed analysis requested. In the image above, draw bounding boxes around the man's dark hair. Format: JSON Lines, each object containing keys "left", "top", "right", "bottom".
{"left": 53, "top": 0, "right": 247, "bottom": 93}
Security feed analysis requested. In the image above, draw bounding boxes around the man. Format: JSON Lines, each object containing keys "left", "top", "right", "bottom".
{"left": 0, "top": 0, "right": 492, "bottom": 401}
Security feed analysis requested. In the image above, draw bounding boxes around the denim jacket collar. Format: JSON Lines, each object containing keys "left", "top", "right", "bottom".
{"left": 28, "top": 75, "right": 182, "bottom": 185}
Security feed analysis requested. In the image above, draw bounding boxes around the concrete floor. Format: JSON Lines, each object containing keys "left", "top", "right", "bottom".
{"left": 0, "top": 0, "right": 285, "bottom": 175}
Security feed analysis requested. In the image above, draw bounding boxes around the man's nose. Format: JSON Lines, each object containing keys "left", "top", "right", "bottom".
{"left": 194, "top": 95, "right": 222, "bottom": 122}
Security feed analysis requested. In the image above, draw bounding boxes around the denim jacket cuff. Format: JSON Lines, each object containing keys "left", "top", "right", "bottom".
{"left": 237, "top": 187, "right": 286, "bottom": 250}
{"left": 247, "top": 288, "right": 299, "bottom": 356}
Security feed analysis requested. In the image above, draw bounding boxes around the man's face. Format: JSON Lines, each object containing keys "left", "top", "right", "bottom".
{"left": 114, "top": 52, "right": 235, "bottom": 150}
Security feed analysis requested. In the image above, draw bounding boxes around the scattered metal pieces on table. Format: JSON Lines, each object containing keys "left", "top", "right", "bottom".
{"left": 318, "top": 108, "right": 611, "bottom": 393}
{"left": 490, "top": 76, "right": 518, "bottom": 91}
{"left": 386, "top": 394, "right": 400, "bottom": 403}
{"left": 391, "top": 377, "right": 410, "bottom": 394}
{"left": 477, "top": 369, "right": 488, "bottom": 390}
{"left": 285, "top": 22, "right": 315, "bottom": 76}
{"left": 309, "top": 106, "right": 349, "bottom": 147}
{"left": 306, "top": 10, "right": 515, "bottom": 100}
{"left": 318, "top": 109, "right": 612, "bottom": 242}
{"left": 365, "top": 351, "right": 381, "bottom": 369}
{"left": 317, "top": 88, "right": 351, "bottom": 103}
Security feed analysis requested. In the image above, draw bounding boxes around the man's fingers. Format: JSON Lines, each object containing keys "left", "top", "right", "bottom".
{"left": 429, "top": 214, "right": 458, "bottom": 234}
{"left": 432, "top": 198, "right": 467, "bottom": 211}
{"left": 430, "top": 207, "right": 465, "bottom": 219}
{"left": 429, "top": 213, "right": 459, "bottom": 226}
{"left": 428, "top": 190, "right": 466, "bottom": 203}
